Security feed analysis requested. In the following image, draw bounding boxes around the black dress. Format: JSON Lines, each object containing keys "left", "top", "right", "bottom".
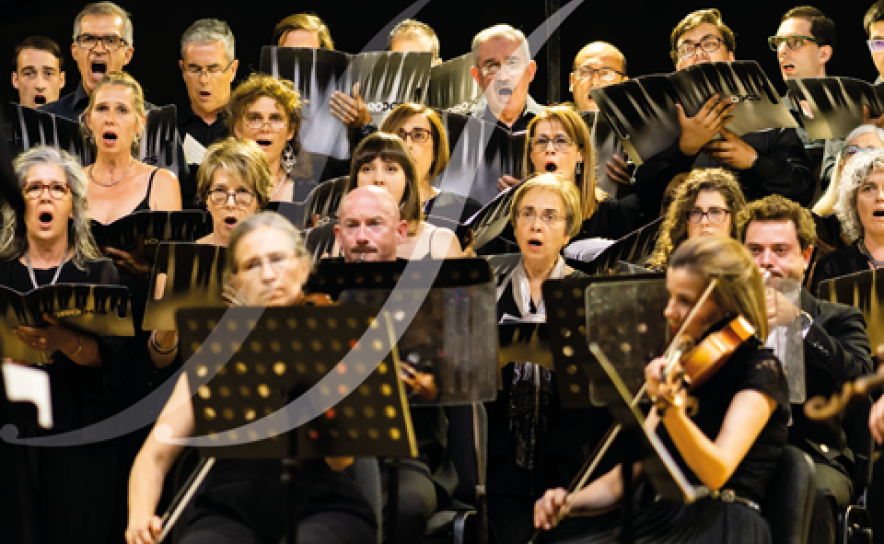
{"left": 0, "top": 257, "right": 125, "bottom": 544}
{"left": 558, "top": 343, "right": 790, "bottom": 544}
{"left": 809, "top": 242, "right": 870, "bottom": 297}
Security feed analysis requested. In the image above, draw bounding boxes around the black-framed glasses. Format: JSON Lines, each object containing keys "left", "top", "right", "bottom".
{"left": 687, "top": 207, "right": 730, "bottom": 224}
{"left": 243, "top": 114, "right": 287, "bottom": 131}
{"left": 396, "top": 127, "right": 432, "bottom": 145}
{"left": 868, "top": 40, "right": 884, "bottom": 53}
{"left": 478, "top": 58, "right": 527, "bottom": 79}
{"left": 184, "top": 59, "right": 235, "bottom": 79}
{"left": 208, "top": 188, "right": 255, "bottom": 207}
{"left": 841, "top": 145, "right": 878, "bottom": 160}
{"left": 572, "top": 66, "right": 625, "bottom": 83}
{"left": 23, "top": 181, "right": 70, "bottom": 200}
{"left": 767, "top": 35, "right": 820, "bottom": 52}
{"left": 675, "top": 37, "right": 724, "bottom": 60}
{"left": 75, "top": 34, "right": 128, "bottom": 51}
{"left": 530, "top": 136, "right": 577, "bottom": 152}
{"left": 516, "top": 207, "right": 565, "bottom": 225}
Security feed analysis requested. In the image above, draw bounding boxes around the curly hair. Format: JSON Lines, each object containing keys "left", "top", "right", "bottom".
{"left": 0, "top": 146, "right": 105, "bottom": 271}
{"left": 735, "top": 194, "right": 817, "bottom": 250}
{"left": 834, "top": 148, "right": 884, "bottom": 241}
{"left": 80, "top": 71, "right": 146, "bottom": 156}
{"left": 648, "top": 168, "right": 746, "bottom": 270}
{"left": 380, "top": 103, "right": 450, "bottom": 184}
{"left": 197, "top": 137, "right": 272, "bottom": 209}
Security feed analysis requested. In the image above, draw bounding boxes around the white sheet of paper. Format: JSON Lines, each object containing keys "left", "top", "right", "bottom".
{"left": 2, "top": 362, "right": 53, "bottom": 429}
{"left": 182, "top": 133, "right": 207, "bottom": 165}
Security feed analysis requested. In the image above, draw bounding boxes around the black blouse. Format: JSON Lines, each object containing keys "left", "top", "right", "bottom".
{"left": 809, "top": 242, "right": 870, "bottom": 296}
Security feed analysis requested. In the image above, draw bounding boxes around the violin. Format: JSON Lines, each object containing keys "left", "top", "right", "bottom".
{"left": 805, "top": 344, "right": 884, "bottom": 420}
{"left": 671, "top": 315, "right": 758, "bottom": 390}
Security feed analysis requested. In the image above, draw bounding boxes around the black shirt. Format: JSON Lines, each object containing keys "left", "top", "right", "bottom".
{"left": 177, "top": 102, "right": 230, "bottom": 149}
{"left": 41, "top": 82, "right": 90, "bottom": 122}
{"left": 468, "top": 94, "right": 544, "bottom": 133}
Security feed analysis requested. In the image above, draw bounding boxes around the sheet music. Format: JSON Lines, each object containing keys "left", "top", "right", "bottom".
{"left": 2, "top": 362, "right": 53, "bottom": 428}
{"left": 182, "top": 133, "right": 207, "bottom": 165}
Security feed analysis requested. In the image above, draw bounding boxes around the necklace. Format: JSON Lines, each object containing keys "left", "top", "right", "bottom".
{"left": 270, "top": 170, "right": 289, "bottom": 200}
{"left": 858, "top": 237, "right": 884, "bottom": 268}
{"left": 88, "top": 158, "right": 134, "bottom": 187}
{"left": 25, "top": 249, "right": 67, "bottom": 290}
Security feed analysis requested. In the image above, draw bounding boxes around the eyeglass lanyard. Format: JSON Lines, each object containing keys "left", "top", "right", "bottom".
{"left": 25, "top": 250, "right": 67, "bottom": 291}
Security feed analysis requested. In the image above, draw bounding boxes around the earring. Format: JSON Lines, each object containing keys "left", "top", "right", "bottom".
{"left": 282, "top": 142, "right": 296, "bottom": 175}
{"left": 576, "top": 162, "right": 582, "bottom": 176}
{"left": 569, "top": 82, "right": 574, "bottom": 92}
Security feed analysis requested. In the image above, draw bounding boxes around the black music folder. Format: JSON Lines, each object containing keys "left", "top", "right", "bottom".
{"left": 591, "top": 61, "right": 797, "bottom": 165}
{"left": 6, "top": 102, "right": 93, "bottom": 166}
{"left": 90, "top": 210, "right": 208, "bottom": 260}
{"left": 786, "top": 76, "right": 883, "bottom": 140}
{"left": 428, "top": 53, "right": 482, "bottom": 113}
{"left": 260, "top": 47, "right": 432, "bottom": 160}
{"left": 818, "top": 268, "right": 884, "bottom": 351}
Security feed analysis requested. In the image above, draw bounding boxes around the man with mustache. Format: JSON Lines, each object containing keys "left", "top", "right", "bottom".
{"left": 737, "top": 194, "right": 873, "bottom": 544}
{"left": 11, "top": 36, "right": 66, "bottom": 109}
{"left": 334, "top": 186, "right": 457, "bottom": 543}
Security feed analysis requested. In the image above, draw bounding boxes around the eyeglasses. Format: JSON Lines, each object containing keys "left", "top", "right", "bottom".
{"left": 478, "top": 58, "right": 527, "bottom": 79}
{"left": 571, "top": 66, "right": 625, "bottom": 83}
{"left": 767, "top": 35, "right": 820, "bottom": 52}
{"left": 530, "top": 136, "right": 577, "bottom": 152}
{"left": 243, "top": 113, "right": 288, "bottom": 131}
{"left": 516, "top": 207, "right": 565, "bottom": 225}
{"left": 23, "top": 181, "right": 70, "bottom": 200}
{"left": 841, "top": 145, "right": 879, "bottom": 160}
{"left": 675, "top": 37, "right": 725, "bottom": 60}
{"left": 868, "top": 40, "right": 884, "bottom": 53}
{"left": 208, "top": 188, "right": 255, "bottom": 207}
{"left": 184, "top": 60, "right": 235, "bottom": 79}
{"left": 396, "top": 127, "right": 432, "bottom": 145}
{"left": 687, "top": 207, "right": 730, "bottom": 224}
{"left": 75, "top": 34, "right": 128, "bottom": 51}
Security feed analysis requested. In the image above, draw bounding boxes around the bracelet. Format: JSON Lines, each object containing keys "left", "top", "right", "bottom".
{"left": 71, "top": 334, "right": 83, "bottom": 358}
{"left": 151, "top": 331, "right": 179, "bottom": 355}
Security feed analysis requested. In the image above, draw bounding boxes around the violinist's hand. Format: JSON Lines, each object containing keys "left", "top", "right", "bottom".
{"left": 104, "top": 235, "right": 150, "bottom": 279}
{"left": 534, "top": 488, "right": 570, "bottom": 530}
{"left": 125, "top": 513, "right": 162, "bottom": 544}
{"left": 766, "top": 288, "right": 801, "bottom": 328}
{"left": 400, "top": 365, "right": 439, "bottom": 401}
{"left": 497, "top": 175, "right": 520, "bottom": 192}
{"left": 645, "top": 356, "right": 688, "bottom": 414}
{"left": 644, "top": 356, "right": 671, "bottom": 400}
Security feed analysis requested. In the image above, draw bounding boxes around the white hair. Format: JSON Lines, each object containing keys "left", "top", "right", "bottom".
{"left": 834, "top": 147, "right": 884, "bottom": 241}
{"left": 73, "top": 2, "right": 133, "bottom": 47}
{"left": 181, "top": 18, "right": 236, "bottom": 62}
{"left": 471, "top": 24, "right": 530, "bottom": 65}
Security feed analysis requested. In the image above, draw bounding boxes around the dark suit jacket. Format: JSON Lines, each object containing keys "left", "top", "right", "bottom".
{"left": 789, "top": 289, "right": 872, "bottom": 482}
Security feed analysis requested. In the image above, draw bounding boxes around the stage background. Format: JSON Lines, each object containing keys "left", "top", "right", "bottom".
{"left": 0, "top": 0, "right": 877, "bottom": 113}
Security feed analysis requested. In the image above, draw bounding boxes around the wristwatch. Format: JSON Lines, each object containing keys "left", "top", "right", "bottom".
{"left": 798, "top": 310, "right": 813, "bottom": 338}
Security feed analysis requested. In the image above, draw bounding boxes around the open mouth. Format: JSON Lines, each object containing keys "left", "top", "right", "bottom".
{"left": 91, "top": 62, "right": 107, "bottom": 79}
{"left": 38, "top": 212, "right": 53, "bottom": 227}
{"left": 497, "top": 87, "right": 513, "bottom": 101}
{"left": 255, "top": 139, "right": 272, "bottom": 148}
{"left": 528, "top": 239, "right": 543, "bottom": 249}
{"left": 874, "top": 211, "right": 884, "bottom": 218}
{"left": 102, "top": 131, "right": 118, "bottom": 146}
{"left": 781, "top": 62, "right": 795, "bottom": 73}
{"left": 199, "top": 91, "right": 211, "bottom": 99}
{"left": 545, "top": 162, "right": 558, "bottom": 172}
{"left": 33, "top": 95, "right": 47, "bottom": 106}
{"left": 224, "top": 216, "right": 238, "bottom": 227}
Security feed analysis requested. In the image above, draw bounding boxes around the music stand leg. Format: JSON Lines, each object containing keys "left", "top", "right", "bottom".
{"left": 282, "top": 457, "right": 301, "bottom": 544}
{"left": 619, "top": 454, "right": 635, "bottom": 544}
{"left": 387, "top": 458, "right": 400, "bottom": 544}
{"left": 472, "top": 403, "right": 488, "bottom": 544}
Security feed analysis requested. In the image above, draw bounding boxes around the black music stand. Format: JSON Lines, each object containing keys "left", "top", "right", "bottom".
{"left": 177, "top": 305, "right": 418, "bottom": 544}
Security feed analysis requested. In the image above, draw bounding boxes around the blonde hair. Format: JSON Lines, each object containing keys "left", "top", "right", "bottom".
{"left": 509, "top": 173, "right": 584, "bottom": 239}
{"left": 669, "top": 236, "right": 768, "bottom": 338}
{"left": 81, "top": 71, "right": 146, "bottom": 156}
{"left": 272, "top": 13, "right": 334, "bottom": 50}
{"left": 197, "top": 137, "right": 273, "bottom": 209}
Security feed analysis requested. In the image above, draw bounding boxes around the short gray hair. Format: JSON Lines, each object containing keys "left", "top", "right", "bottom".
{"left": 181, "top": 18, "right": 235, "bottom": 61}
{"left": 0, "top": 146, "right": 104, "bottom": 270}
{"left": 389, "top": 19, "right": 440, "bottom": 61}
{"left": 226, "top": 212, "right": 312, "bottom": 278}
{"left": 835, "top": 147, "right": 884, "bottom": 241}
{"left": 471, "top": 24, "right": 530, "bottom": 65}
{"left": 73, "top": 2, "right": 133, "bottom": 47}
{"left": 844, "top": 124, "right": 884, "bottom": 146}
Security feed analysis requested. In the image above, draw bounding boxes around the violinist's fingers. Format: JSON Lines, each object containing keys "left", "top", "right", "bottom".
{"left": 535, "top": 488, "right": 568, "bottom": 530}
{"left": 870, "top": 397, "right": 884, "bottom": 444}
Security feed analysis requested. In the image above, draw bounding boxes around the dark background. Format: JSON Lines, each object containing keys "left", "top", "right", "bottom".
{"left": 0, "top": 0, "right": 879, "bottom": 110}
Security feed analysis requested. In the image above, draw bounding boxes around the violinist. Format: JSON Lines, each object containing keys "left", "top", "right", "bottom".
{"left": 737, "top": 195, "right": 873, "bottom": 544}
{"left": 126, "top": 213, "right": 377, "bottom": 544}
{"left": 535, "top": 236, "right": 790, "bottom": 544}
{"left": 333, "top": 186, "right": 458, "bottom": 543}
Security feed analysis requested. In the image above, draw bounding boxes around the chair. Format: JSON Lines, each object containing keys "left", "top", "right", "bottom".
{"left": 764, "top": 445, "right": 816, "bottom": 544}
{"left": 838, "top": 396, "right": 874, "bottom": 544}
{"left": 423, "top": 404, "right": 489, "bottom": 544}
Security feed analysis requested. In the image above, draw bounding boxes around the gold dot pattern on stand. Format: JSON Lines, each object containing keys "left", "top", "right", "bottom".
{"left": 392, "top": 272, "right": 402, "bottom": 282}
{"left": 287, "top": 318, "right": 297, "bottom": 329}
{"left": 248, "top": 430, "right": 258, "bottom": 441}
{"left": 577, "top": 308, "right": 585, "bottom": 317}
{"left": 269, "top": 430, "right": 279, "bottom": 440}
{"left": 198, "top": 386, "right": 211, "bottom": 399}
{"left": 217, "top": 365, "right": 227, "bottom": 376}
{"left": 347, "top": 318, "right": 358, "bottom": 329}
{"left": 621, "top": 343, "right": 632, "bottom": 353}
{"left": 348, "top": 429, "right": 359, "bottom": 440}
{"left": 369, "top": 318, "right": 379, "bottom": 329}
{"left": 343, "top": 406, "right": 355, "bottom": 418}
{"left": 267, "top": 319, "right": 277, "bottom": 331}
{"left": 355, "top": 275, "right": 364, "bottom": 284}
{"left": 258, "top": 384, "right": 270, "bottom": 398}
{"left": 226, "top": 319, "right": 237, "bottom": 332}
{"left": 563, "top": 346, "right": 574, "bottom": 357}
{"left": 191, "top": 342, "right": 201, "bottom": 354}
{"left": 295, "top": 363, "right": 307, "bottom": 374}
{"left": 374, "top": 274, "right": 384, "bottom": 283}
{"left": 270, "top": 341, "right": 281, "bottom": 353}
{"left": 291, "top": 340, "right": 302, "bottom": 352}
{"left": 367, "top": 428, "right": 379, "bottom": 439}
{"left": 196, "top": 366, "right": 208, "bottom": 377}
{"left": 553, "top": 290, "right": 562, "bottom": 299}
{"left": 557, "top": 309, "right": 567, "bottom": 319}
{"left": 578, "top": 325, "right": 586, "bottom": 336}
{"left": 223, "top": 408, "right": 234, "bottom": 420}
{"left": 256, "top": 363, "right": 266, "bottom": 374}
{"left": 572, "top": 288, "right": 582, "bottom": 299}
{"left": 246, "top": 319, "right": 257, "bottom": 329}
{"left": 329, "top": 429, "right": 340, "bottom": 439}
{"left": 227, "top": 431, "right": 238, "bottom": 442}
{"left": 378, "top": 362, "right": 388, "bottom": 374}
{"left": 389, "top": 428, "right": 401, "bottom": 440}
{"left": 208, "top": 431, "right": 219, "bottom": 441}
{"left": 204, "top": 407, "right": 216, "bottom": 420}
{"left": 274, "top": 362, "right": 286, "bottom": 375}
{"left": 326, "top": 318, "right": 337, "bottom": 329}
{"left": 359, "top": 385, "right": 371, "bottom": 396}
{"left": 470, "top": 269, "right": 479, "bottom": 279}
{"left": 210, "top": 342, "right": 222, "bottom": 354}
{"left": 250, "top": 341, "right": 262, "bottom": 353}
{"left": 235, "top": 362, "right": 247, "bottom": 374}
{"left": 381, "top": 384, "right": 392, "bottom": 396}
{"left": 355, "top": 363, "right": 366, "bottom": 373}
{"left": 385, "top": 406, "right": 396, "bottom": 418}
{"left": 230, "top": 341, "right": 241, "bottom": 352}
{"left": 363, "top": 406, "right": 375, "bottom": 418}
{"left": 638, "top": 323, "right": 648, "bottom": 334}
{"left": 372, "top": 340, "right": 384, "bottom": 352}
{"left": 320, "top": 385, "right": 330, "bottom": 396}
{"left": 307, "top": 318, "right": 318, "bottom": 330}
{"left": 264, "top": 407, "right": 273, "bottom": 416}
{"left": 239, "top": 386, "right": 250, "bottom": 397}
{"left": 315, "top": 363, "right": 326, "bottom": 374}
{"left": 570, "top": 384, "right": 580, "bottom": 393}
{"left": 311, "top": 341, "right": 322, "bottom": 352}
{"left": 330, "top": 340, "right": 342, "bottom": 351}
{"left": 219, "top": 386, "right": 231, "bottom": 397}
{"left": 567, "top": 365, "right": 578, "bottom": 375}
{"left": 245, "top": 408, "right": 256, "bottom": 421}
{"left": 336, "top": 274, "right": 346, "bottom": 285}
{"left": 188, "top": 319, "right": 199, "bottom": 332}
{"left": 561, "top": 328, "right": 571, "bottom": 338}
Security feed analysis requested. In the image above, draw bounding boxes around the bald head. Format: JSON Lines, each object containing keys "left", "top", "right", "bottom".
{"left": 570, "top": 41, "right": 628, "bottom": 111}
{"left": 335, "top": 186, "right": 407, "bottom": 263}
